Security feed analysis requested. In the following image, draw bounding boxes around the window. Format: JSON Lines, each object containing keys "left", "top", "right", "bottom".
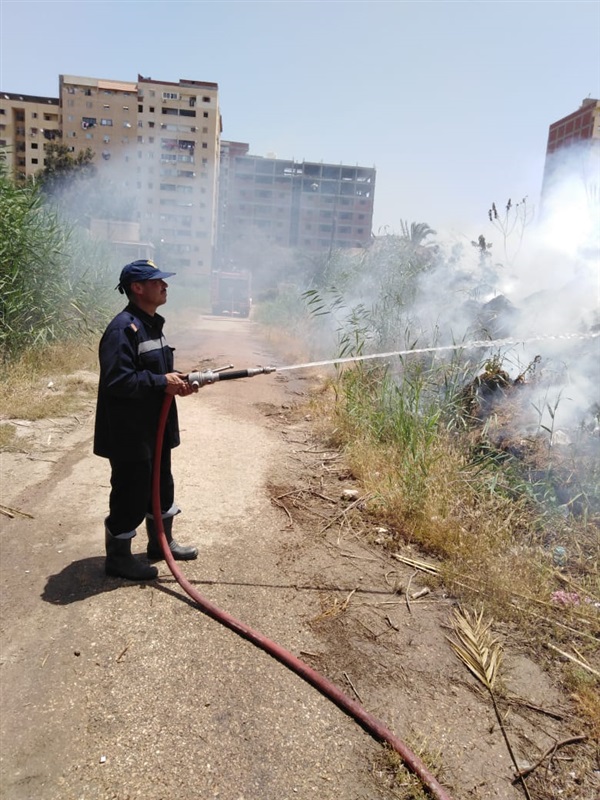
{"left": 31, "top": 158, "right": 38, "bottom": 164}
{"left": 202, "top": 142, "right": 207, "bottom": 149}
{"left": 101, "top": 118, "right": 113, "bottom": 126}
{"left": 203, "top": 112, "right": 208, "bottom": 118}
{"left": 103, "top": 135, "right": 110, "bottom": 143}
{"left": 163, "top": 92, "right": 179, "bottom": 100}
{"left": 202, "top": 96, "right": 210, "bottom": 103}
{"left": 31, "top": 142, "right": 38, "bottom": 149}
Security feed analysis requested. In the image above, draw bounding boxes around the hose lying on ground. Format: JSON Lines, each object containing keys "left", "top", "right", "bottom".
{"left": 152, "top": 392, "right": 453, "bottom": 800}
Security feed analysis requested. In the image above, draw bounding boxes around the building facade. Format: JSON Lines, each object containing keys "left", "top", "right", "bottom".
{"left": 2, "top": 73, "right": 377, "bottom": 277}
{"left": 541, "top": 97, "right": 600, "bottom": 212}
{"left": 544, "top": 97, "right": 600, "bottom": 155}
{"left": 59, "top": 74, "right": 221, "bottom": 275}
{"left": 217, "top": 143, "right": 375, "bottom": 265}
{"left": 0, "top": 92, "right": 61, "bottom": 182}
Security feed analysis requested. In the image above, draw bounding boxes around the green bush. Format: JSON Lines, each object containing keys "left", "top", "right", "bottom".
{"left": 0, "top": 162, "right": 114, "bottom": 361}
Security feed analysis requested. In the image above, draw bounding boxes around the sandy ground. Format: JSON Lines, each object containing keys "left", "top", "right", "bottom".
{"left": 0, "top": 315, "right": 596, "bottom": 800}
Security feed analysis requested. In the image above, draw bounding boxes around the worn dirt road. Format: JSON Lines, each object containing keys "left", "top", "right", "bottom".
{"left": 0, "top": 315, "right": 592, "bottom": 800}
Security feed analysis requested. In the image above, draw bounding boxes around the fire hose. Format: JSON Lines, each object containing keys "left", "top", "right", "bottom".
{"left": 151, "top": 367, "right": 453, "bottom": 800}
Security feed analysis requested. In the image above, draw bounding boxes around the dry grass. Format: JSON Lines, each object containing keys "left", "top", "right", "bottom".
{"left": 307, "top": 381, "right": 600, "bottom": 734}
{"left": 0, "top": 422, "right": 18, "bottom": 450}
{"left": 0, "top": 340, "right": 98, "bottom": 422}
{"left": 370, "top": 739, "right": 444, "bottom": 800}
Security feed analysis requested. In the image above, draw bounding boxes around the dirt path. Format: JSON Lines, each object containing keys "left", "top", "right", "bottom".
{"left": 0, "top": 316, "right": 591, "bottom": 800}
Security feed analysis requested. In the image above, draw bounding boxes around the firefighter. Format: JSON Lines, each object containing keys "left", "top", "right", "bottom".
{"left": 94, "top": 259, "right": 198, "bottom": 581}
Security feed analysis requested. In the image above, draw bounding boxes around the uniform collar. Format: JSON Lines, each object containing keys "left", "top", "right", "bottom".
{"left": 126, "top": 302, "right": 165, "bottom": 331}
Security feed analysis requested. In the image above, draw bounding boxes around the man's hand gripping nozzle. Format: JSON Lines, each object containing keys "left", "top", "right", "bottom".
{"left": 186, "top": 365, "right": 277, "bottom": 389}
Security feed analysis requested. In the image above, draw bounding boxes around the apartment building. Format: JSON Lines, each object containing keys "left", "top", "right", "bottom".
{"left": 59, "top": 74, "right": 221, "bottom": 274}
{"left": 2, "top": 72, "right": 377, "bottom": 277}
{"left": 545, "top": 97, "right": 599, "bottom": 155}
{"left": 218, "top": 143, "right": 375, "bottom": 265}
{"left": 541, "top": 97, "right": 600, "bottom": 210}
{"left": 0, "top": 92, "right": 61, "bottom": 181}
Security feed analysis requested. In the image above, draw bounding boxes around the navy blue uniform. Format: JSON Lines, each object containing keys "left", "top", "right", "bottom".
{"left": 94, "top": 303, "right": 180, "bottom": 535}
{"left": 94, "top": 303, "right": 180, "bottom": 460}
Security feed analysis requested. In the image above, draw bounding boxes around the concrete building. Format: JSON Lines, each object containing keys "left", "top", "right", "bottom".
{"left": 217, "top": 142, "right": 375, "bottom": 266}
{"left": 2, "top": 73, "right": 377, "bottom": 278}
{"left": 541, "top": 98, "right": 600, "bottom": 212}
{"left": 0, "top": 92, "right": 61, "bottom": 182}
{"left": 545, "top": 97, "right": 600, "bottom": 155}
{"left": 59, "top": 74, "right": 221, "bottom": 275}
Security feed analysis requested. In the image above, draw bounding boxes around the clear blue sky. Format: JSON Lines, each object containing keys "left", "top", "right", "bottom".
{"left": 1, "top": 0, "right": 599, "bottom": 236}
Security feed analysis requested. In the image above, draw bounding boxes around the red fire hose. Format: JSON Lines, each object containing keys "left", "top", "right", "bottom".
{"left": 152, "top": 390, "right": 453, "bottom": 800}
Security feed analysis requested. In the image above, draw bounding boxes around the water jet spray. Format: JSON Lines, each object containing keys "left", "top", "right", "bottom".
{"left": 273, "top": 330, "right": 600, "bottom": 373}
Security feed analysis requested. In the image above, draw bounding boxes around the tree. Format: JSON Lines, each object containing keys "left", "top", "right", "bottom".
{"left": 400, "top": 220, "right": 437, "bottom": 248}
{"left": 35, "top": 143, "right": 96, "bottom": 196}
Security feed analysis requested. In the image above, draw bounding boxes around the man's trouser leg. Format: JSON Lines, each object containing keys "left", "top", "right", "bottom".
{"left": 104, "top": 458, "right": 159, "bottom": 581}
{"left": 144, "top": 448, "right": 198, "bottom": 561}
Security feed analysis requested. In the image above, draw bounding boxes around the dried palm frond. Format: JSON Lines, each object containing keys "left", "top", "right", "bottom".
{"left": 446, "top": 606, "right": 532, "bottom": 800}
{"left": 446, "top": 606, "right": 502, "bottom": 690}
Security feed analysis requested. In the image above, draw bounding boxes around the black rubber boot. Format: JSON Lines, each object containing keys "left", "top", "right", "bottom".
{"left": 146, "top": 514, "right": 198, "bottom": 561}
{"left": 105, "top": 527, "right": 158, "bottom": 581}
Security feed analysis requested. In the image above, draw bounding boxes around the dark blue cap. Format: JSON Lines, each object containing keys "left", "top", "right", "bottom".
{"left": 116, "top": 259, "right": 176, "bottom": 294}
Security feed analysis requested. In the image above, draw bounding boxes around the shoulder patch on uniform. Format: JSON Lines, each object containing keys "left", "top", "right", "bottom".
{"left": 129, "top": 322, "right": 138, "bottom": 333}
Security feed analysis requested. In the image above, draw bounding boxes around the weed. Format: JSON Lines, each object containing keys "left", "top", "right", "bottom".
{"left": 370, "top": 740, "right": 443, "bottom": 800}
